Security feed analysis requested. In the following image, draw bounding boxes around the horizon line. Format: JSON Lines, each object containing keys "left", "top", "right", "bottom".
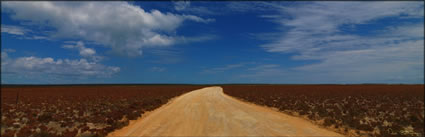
{"left": 1, "top": 83, "right": 424, "bottom": 87}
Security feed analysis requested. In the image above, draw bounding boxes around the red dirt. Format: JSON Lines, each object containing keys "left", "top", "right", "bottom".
{"left": 1, "top": 85, "right": 204, "bottom": 137}
{"left": 222, "top": 84, "right": 424, "bottom": 137}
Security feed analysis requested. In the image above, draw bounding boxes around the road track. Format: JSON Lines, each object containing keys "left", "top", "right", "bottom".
{"left": 108, "top": 86, "right": 344, "bottom": 136}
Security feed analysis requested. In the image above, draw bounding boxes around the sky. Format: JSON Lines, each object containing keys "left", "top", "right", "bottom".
{"left": 1, "top": 1, "right": 424, "bottom": 84}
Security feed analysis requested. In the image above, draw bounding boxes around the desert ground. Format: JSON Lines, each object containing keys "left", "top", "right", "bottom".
{"left": 108, "top": 86, "right": 343, "bottom": 136}
{"left": 2, "top": 85, "right": 422, "bottom": 136}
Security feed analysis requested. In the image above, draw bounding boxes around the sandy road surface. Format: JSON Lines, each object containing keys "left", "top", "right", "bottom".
{"left": 108, "top": 86, "right": 344, "bottom": 136}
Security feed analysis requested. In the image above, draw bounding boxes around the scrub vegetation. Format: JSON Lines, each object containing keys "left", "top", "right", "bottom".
{"left": 223, "top": 85, "right": 424, "bottom": 137}
{"left": 1, "top": 85, "right": 204, "bottom": 137}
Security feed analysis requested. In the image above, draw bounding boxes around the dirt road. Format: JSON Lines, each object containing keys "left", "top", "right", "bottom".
{"left": 108, "top": 86, "right": 344, "bottom": 136}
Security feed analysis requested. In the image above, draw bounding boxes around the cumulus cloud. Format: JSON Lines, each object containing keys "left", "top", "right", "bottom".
{"left": 254, "top": 2, "right": 424, "bottom": 83}
{"left": 62, "top": 42, "right": 95, "bottom": 56}
{"left": 62, "top": 41, "right": 103, "bottom": 62}
{"left": 1, "top": 51, "right": 120, "bottom": 79}
{"left": 2, "top": 1, "right": 214, "bottom": 57}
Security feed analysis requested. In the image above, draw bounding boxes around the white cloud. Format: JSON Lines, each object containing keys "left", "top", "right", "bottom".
{"left": 150, "top": 67, "right": 166, "bottom": 72}
{"left": 4, "top": 49, "right": 16, "bottom": 53}
{"left": 294, "top": 39, "right": 424, "bottom": 83}
{"left": 381, "top": 23, "right": 424, "bottom": 38}
{"left": 28, "top": 36, "right": 49, "bottom": 40}
{"left": 238, "top": 64, "right": 290, "bottom": 82}
{"left": 1, "top": 24, "right": 51, "bottom": 40}
{"left": 202, "top": 63, "right": 246, "bottom": 73}
{"left": 172, "top": 1, "right": 216, "bottom": 15}
{"left": 2, "top": 1, "right": 214, "bottom": 57}
{"left": 261, "top": 2, "right": 424, "bottom": 53}
{"left": 1, "top": 24, "right": 28, "bottom": 35}
{"left": 225, "top": 2, "right": 279, "bottom": 13}
{"left": 177, "top": 34, "right": 217, "bottom": 44}
{"left": 182, "top": 15, "right": 215, "bottom": 23}
{"left": 1, "top": 52, "right": 9, "bottom": 66}
{"left": 148, "top": 48, "right": 183, "bottom": 64}
{"left": 174, "top": 1, "right": 190, "bottom": 11}
{"left": 255, "top": 2, "right": 424, "bottom": 83}
{"left": 247, "top": 64, "right": 280, "bottom": 71}
{"left": 1, "top": 51, "right": 120, "bottom": 78}
{"left": 279, "top": 2, "right": 422, "bottom": 33}
{"left": 62, "top": 41, "right": 103, "bottom": 62}
{"left": 201, "top": 62, "right": 257, "bottom": 74}
{"left": 80, "top": 48, "right": 95, "bottom": 57}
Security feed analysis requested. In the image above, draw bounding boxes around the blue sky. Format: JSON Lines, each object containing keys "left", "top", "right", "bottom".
{"left": 1, "top": 1, "right": 424, "bottom": 84}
